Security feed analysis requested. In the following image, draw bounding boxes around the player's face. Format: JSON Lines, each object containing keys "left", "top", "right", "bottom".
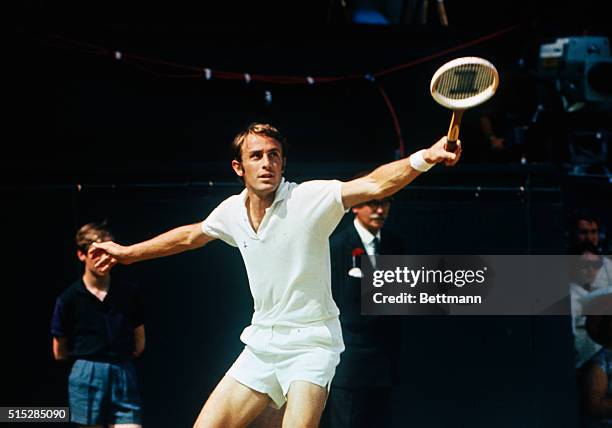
{"left": 78, "top": 244, "right": 112, "bottom": 277}
{"left": 233, "top": 134, "right": 285, "bottom": 196}
{"left": 352, "top": 199, "right": 391, "bottom": 235}
{"left": 576, "top": 220, "right": 599, "bottom": 247}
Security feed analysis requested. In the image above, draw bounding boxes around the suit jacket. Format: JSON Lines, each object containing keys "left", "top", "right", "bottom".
{"left": 330, "top": 223, "right": 406, "bottom": 388}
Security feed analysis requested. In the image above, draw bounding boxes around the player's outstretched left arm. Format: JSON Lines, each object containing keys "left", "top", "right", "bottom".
{"left": 341, "top": 136, "right": 461, "bottom": 209}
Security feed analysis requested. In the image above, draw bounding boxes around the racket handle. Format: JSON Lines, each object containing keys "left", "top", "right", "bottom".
{"left": 446, "top": 109, "right": 464, "bottom": 152}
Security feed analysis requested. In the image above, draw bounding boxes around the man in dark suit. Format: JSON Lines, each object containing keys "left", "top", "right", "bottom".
{"left": 322, "top": 195, "right": 406, "bottom": 428}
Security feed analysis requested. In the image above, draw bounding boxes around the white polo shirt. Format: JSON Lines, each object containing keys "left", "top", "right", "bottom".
{"left": 201, "top": 178, "right": 346, "bottom": 328}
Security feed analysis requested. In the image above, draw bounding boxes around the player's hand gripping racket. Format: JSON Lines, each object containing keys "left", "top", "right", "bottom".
{"left": 430, "top": 57, "right": 499, "bottom": 152}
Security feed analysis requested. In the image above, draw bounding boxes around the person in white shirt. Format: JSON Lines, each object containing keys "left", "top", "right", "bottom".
{"left": 91, "top": 123, "right": 461, "bottom": 428}
{"left": 570, "top": 242, "right": 612, "bottom": 368}
{"left": 569, "top": 212, "right": 612, "bottom": 291}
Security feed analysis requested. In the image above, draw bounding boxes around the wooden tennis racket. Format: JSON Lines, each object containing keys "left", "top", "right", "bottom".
{"left": 430, "top": 57, "right": 499, "bottom": 152}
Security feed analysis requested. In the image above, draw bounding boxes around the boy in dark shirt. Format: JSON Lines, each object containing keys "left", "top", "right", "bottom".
{"left": 51, "top": 222, "right": 144, "bottom": 427}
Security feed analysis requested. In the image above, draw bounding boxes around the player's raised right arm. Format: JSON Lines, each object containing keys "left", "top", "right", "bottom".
{"left": 91, "top": 223, "right": 215, "bottom": 272}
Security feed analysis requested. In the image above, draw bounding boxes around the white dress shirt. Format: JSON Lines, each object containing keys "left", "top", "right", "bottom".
{"left": 353, "top": 218, "right": 382, "bottom": 269}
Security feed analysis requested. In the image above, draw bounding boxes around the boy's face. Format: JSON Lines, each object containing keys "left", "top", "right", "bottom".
{"left": 78, "top": 243, "right": 113, "bottom": 277}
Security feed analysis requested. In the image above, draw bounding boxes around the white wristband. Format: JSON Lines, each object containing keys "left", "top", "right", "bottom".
{"left": 409, "top": 149, "right": 434, "bottom": 172}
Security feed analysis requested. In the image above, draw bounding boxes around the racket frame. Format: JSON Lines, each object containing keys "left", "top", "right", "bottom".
{"left": 430, "top": 56, "right": 499, "bottom": 109}
{"left": 429, "top": 57, "right": 499, "bottom": 152}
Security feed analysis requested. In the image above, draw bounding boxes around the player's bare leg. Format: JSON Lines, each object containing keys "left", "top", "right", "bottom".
{"left": 193, "top": 376, "right": 271, "bottom": 428}
{"left": 248, "top": 405, "right": 284, "bottom": 428}
{"left": 282, "top": 381, "right": 327, "bottom": 428}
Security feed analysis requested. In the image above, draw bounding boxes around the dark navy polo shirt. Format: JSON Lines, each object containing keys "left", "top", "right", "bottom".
{"left": 51, "top": 278, "right": 144, "bottom": 361}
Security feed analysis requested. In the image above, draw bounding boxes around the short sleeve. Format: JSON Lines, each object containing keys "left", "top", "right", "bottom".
{"left": 50, "top": 297, "right": 70, "bottom": 337}
{"left": 294, "top": 180, "right": 347, "bottom": 238}
{"left": 201, "top": 197, "right": 239, "bottom": 247}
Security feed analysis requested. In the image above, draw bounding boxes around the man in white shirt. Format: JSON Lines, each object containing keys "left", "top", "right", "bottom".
{"left": 92, "top": 123, "right": 461, "bottom": 428}
{"left": 569, "top": 212, "right": 612, "bottom": 291}
{"left": 570, "top": 242, "right": 612, "bottom": 368}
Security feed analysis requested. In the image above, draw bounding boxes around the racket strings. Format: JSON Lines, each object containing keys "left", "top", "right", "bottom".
{"left": 436, "top": 64, "right": 496, "bottom": 100}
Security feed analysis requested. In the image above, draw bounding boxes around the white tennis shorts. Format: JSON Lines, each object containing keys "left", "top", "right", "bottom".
{"left": 227, "top": 318, "right": 345, "bottom": 408}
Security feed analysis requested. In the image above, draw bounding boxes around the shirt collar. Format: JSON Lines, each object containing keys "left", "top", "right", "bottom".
{"left": 78, "top": 277, "right": 112, "bottom": 301}
{"left": 353, "top": 217, "right": 381, "bottom": 246}
{"left": 240, "top": 177, "right": 288, "bottom": 206}
{"left": 76, "top": 278, "right": 88, "bottom": 295}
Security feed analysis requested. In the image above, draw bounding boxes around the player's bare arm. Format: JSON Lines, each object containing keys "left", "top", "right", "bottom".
{"left": 341, "top": 136, "right": 461, "bottom": 209}
{"left": 91, "top": 223, "right": 215, "bottom": 272}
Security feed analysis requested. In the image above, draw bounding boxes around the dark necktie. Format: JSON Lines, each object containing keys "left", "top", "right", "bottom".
{"left": 372, "top": 236, "right": 380, "bottom": 256}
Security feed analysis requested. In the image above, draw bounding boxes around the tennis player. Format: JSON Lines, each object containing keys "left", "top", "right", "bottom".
{"left": 92, "top": 123, "right": 461, "bottom": 428}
